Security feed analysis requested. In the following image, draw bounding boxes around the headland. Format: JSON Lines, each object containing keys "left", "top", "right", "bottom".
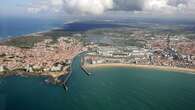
{"left": 0, "top": 29, "right": 86, "bottom": 84}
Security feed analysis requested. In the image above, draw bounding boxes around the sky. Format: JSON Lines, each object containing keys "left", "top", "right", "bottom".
{"left": 1, "top": 0, "right": 195, "bottom": 20}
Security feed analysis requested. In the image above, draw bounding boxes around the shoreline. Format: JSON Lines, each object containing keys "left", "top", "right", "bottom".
{"left": 0, "top": 27, "right": 63, "bottom": 43}
{"left": 0, "top": 51, "right": 85, "bottom": 85}
{"left": 0, "top": 26, "right": 84, "bottom": 86}
{"left": 0, "top": 70, "right": 68, "bottom": 84}
{"left": 85, "top": 64, "right": 195, "bottom": 74}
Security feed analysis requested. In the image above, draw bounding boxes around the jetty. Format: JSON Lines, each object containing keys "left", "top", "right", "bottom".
{"left": 62, "top": 51, "right": 89, "bottom": 92}
{"left": 62, "top": 52, "right": 85, "bottom": 92}
{"left": 62, "top": 61, "right": 74, "bottom": 92}
{"left": 80, "top": 55, "right": 92, "bottom": 76}
{"left": 81, "top": 65, "right": 92, "bottom": 76}
{"left": 62, "top": 63, "right": 72, "bottom": 92}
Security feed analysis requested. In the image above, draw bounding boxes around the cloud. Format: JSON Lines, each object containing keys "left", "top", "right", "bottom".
{"left": 167, "top": 0, "right": 187, "bottom": 6}
{"left": 26, "top": 0, "right": 64, "bottom": 14}
{"left": 27, "top": 0, "right": 113, "bottom": 15}
{"left": 65, "top": 0, "right": 113, "bottom": 15}
{"left": 26, "top": 0, "right": 195, "bottom": 17}
{"left": 113, "top": 0, "right": 144, "bottom": 11}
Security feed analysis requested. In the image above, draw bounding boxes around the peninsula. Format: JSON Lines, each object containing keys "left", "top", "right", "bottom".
{"left": 0, "top": 22, "right": 195, "bottom": 84}
{"left": 0, "top": 30, "right": 86, "bottom": 84}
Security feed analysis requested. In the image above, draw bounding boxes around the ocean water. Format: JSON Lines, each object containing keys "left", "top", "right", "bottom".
{"left": 0, "top": 18, "right": 124, "bottom": 40}
{"left": 0, "top": 18, "right": 195, "bottom": 110}
{"left": 0, "top": 55, "right": 195, "bottom": 110}
{"left": 63, "top": 21, "right": 125, "bottom": 32}
{"left": 0, "top": 17, "right": 64, "bottom": 39}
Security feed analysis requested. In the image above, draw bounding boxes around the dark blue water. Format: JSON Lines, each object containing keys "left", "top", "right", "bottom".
{"left": 0, "top": 17, "right": 64, "bottom": 39}
{"left": 0, "top": 55, "right": 195, "bottom": 110}
{"left": 0, "top": 18, "right": 125, "bottom": 40}
{"left": 64, "top": 21, "right": 125, "bottom": 32}
{"left": 1, "top": 18, "right": 195, "bottom": 110}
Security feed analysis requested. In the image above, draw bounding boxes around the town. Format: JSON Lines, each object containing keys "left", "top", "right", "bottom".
{"left": 83, "top": 27, "right": 195, "bottom": 72}
{"left": 0, "top": 36, "right": 84, "bottom": 83}
{"left": 0, "top": 25, "right": 195, "bottom": 82}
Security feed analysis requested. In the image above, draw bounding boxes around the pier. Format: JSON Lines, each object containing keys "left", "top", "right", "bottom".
{"left": 81, "top": 65, "right": 92, "bottom": 76}
{"left": 62, "top": 73, "right": 71, "bottom": 92}
{"left": 80, "top": 55, "right": 92, "bottom": 76}
{"left": 62, "top": 52, "right": 87, "bottom": 92}
{"left": 62, "top": 63, "right": 72, "bottom": 92}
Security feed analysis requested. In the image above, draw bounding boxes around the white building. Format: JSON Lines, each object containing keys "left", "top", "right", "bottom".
{"left": 50, "top": 64, "right": 63, "bottom": 72}
{"left": 0, "top": 66, "right": 5, "bottom": 72}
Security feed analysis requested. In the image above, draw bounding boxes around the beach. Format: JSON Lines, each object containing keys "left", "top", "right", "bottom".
{"left": 85, "top": 64, "right": 195, "bottom": 74}
{"left": 1, "top": 53, "right": 195, "bottom": 110}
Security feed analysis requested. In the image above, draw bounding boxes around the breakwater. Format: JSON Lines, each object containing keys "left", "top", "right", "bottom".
{"left": 81, "top": 66, "right": 91, "bottom": 76}
{"left": 62, "top": 52, "right": 86, "bottom": 91}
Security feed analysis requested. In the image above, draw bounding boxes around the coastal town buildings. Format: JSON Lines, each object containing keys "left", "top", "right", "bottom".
{"left": 0, "top": 37, "right": 84, "bottom": 79}
{"left": 83, "top": 36, "right": 195, "bottom": 70}
{"left": 0, "top": 26, "right": 195, "bottom": 77}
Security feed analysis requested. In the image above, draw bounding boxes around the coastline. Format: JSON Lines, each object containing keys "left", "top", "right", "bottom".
{"left": 0, "top": 70, "right": 68, "bottom": 84}
{"left": 0, "top": 27, "right": 63, "bottom": 43}
{"left": 0, "top": 29, "right": 84, "bottom": 85}
{"left": 0, "top": 50, "right": 85, "bottom": 85}
{"left": 85, "top": 64, "right": 195, "bottom": 74}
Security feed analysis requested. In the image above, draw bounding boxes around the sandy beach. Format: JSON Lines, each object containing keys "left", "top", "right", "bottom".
{"left": 85, "top": 64, "right": 195, "bottom": 74}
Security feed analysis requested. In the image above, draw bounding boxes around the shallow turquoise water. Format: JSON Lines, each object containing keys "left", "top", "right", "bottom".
{"left": 0, "top": 55, "right": 195, "bottom": 110}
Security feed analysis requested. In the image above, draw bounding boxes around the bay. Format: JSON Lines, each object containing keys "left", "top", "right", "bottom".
{"left": 0, "top": 55, "right": 195, "bottom": 110}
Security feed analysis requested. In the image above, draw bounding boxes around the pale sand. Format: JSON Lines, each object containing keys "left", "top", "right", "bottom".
{"left": 85, "top": 64, "right": 195, "bottom": 74}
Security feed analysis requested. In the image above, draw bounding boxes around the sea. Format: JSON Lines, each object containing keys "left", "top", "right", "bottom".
{"left": 0, "top": 17, "right": 124, "bottom": 39}
{"left": 0, "top": 18, "right": 195, "bottom": 110}
{"left": 0, "top": 54, "right": 195, "bottom": 110}
{"left": 0, "top": 17, "right": 65, "bottom": 40}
